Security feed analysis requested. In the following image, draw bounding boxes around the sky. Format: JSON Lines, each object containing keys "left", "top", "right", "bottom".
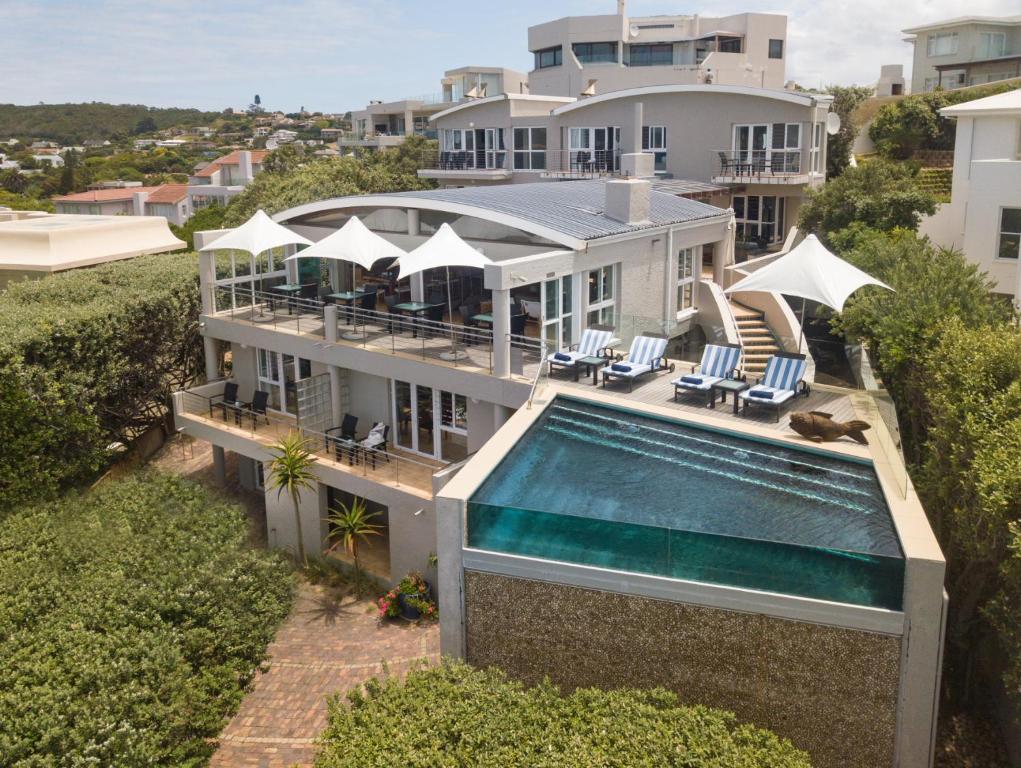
{"left": 4, "top": 0, "right": 1018, "bottom": 114}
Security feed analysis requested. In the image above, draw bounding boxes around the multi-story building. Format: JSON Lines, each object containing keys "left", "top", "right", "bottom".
{"left": 346, "top": 67, "right": 528, "bottom": 150}
{"left": 903, "top": 15, "right": 1021, "bottom": 93}
{"left": 527, "top": 3, "right": 787, "bottom": 97}
{"left": 53, "top": 183, "right": 192, "bottom": 225}
{"left": 176, "top": 171, "right": 944, "bottom": 768}
{"left": 187, "top": 149, "right": 268, "bottom": 209}
{"left": 420, "top": 85, "right": 832, "bottom": 251}
{"left": 920, "top": 88, "right": 1021, "bottom": 303}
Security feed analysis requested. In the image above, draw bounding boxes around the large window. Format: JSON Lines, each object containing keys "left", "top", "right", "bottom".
{"left": 628, "top": 43, "right": 672, "bottom": 66}
{"left": 676, "top": 247, "right": 697, "bottom": 314}
{"left": 926, "top": 31, "right": 958, "bottom": 57}
{"left": 768, "top": 39, "right": 784, "bottom": 59}
{"left": 978, "top": 32, "right": 1007, "bottom": 59}
{"left": 998, "top": 208, "right": 1021, "bottom": 260}
{"left": 573, "top": 42, "right": 618, "bottom": 64}
{"left": 513, "top": 127, "right": 546, "bottom": 170}
{"left": 642, "top": 125, "right": 667, "bottom": 172}
{"left": 811, "top": 122, "right": 823, "bottom": 173}
{"left": 534, "top": 46, "right": 562, "bottom": 69}
{"left": 733, "top": 195, "right": 786, "bottom": 246}
{"left": 732, "top": 123, "right": 801, "bottom": 173}
{"left": 587, "top": 265, "right": 616, "bottom": 326}
{"left": 568, "top": 126, "right": 619, "bottom": 171}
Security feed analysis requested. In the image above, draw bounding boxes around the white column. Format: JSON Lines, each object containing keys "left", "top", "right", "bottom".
{"left": 492, "top": 288, "right": 511, "bottom": 378}
{"left": 408, "top": 209, "right": 424, "bottom": 302}
{"left": 212, "top": 445, "right": 227, "bottom": 484}
{"left": 203, "top": 337, "right": 219, "bottom": 380}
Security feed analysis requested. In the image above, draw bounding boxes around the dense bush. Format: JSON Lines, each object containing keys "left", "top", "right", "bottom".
{"left": 0, "top": 102, "right": 223, "bottom": 144}
{"left": 315, "top": 660, "right": 812, "bottom": 767}
{"left": 0, "top": 253, "right": 203, "bottom": 511}
{"left": 824, "top": 85, "right": 873, "bottom": 178}
{"left": 224, "top": 135, "right": 436, "bottom": 225}
{"left": 170, "top": 202, "right": 228, "bottom": 249}
{"left": 0, "top": 472, "right": 294, "bottom": 765}
{"left": 869, "top": 82, "right": 1021, "bottom": 159}
{"left": 798, "top": 159, "right": 937, "bottom": 238}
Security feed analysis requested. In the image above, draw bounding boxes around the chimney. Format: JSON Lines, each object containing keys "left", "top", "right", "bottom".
{"left": 605, "top": 178, "right": 651, "bottom": 225}
{"left": 619, "top": 101, "right": 655, "bottom": 178}
{"left": 238, "top": 150, "right": 254, "bottom": 183}
{"left": 132, "top": 190, "right": 149, "bottom": 217}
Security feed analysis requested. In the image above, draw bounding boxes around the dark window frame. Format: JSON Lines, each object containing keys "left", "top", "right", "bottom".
{"left": 768, "top": 39, "right": 784, "bottom": 59}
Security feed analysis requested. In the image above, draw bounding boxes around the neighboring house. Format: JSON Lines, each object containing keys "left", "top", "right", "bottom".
{"left": 32, "top": 154, "right": 64, "bottom": 168}
{"left": 347, "top": 66, "right": 528, "bottom": 150}
{"left": 903, "top": 15, "right": 1021, "bottom": 93}
{"left": 176, "top": 172, "right": 944, "bottom": 768}
{"left": 421, "top": 85, "right": 832, "bottom": 250}
{"left": 53, "top": 184, "right": 192, "bottom": 226}
{"left": 187, "top": 149, "right": 268, "bottom": 209}
{"left": 920, "top": 88, "right": 1021, "bottom": 302}
{"left": 527, "top": 3, "right": 787, "bottom": 97}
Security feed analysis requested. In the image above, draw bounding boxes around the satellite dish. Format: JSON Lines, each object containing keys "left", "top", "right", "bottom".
{"left": 826, "top": 112, "right": 841, "bottom": 135}
{"left": 629, "top": 23, "right": 639, "bottom": 38}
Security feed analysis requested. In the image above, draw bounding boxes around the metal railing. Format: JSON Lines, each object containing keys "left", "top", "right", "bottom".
{"left": 713, "top": 149, "right": 803, "bottom": 179}
{"left": 542, "top": 149, "right": 622, "bottom": 178}
{"left": 213, "top": 284, "right": 327, "bottom": 337}
{"left": 178, "top": 387, "right": 439, "bottom": 492}
{"left": 417, "top": 149, "right": 510, "bottom": 173}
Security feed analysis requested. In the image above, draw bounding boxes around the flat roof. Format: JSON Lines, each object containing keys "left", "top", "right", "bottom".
{"left": 941, "top": 87, "right": 1021, "bottom": 117}
{"left": 903, "top": 14, "right": 1021, "bottom": 34}
{"left": 0, "top": 214, "right": 186, "bottom": 273}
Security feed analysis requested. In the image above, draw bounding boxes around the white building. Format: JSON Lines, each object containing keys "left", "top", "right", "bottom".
{"left": 187, "top": 149, "right": 268, "bottom": 209}
{"left": 920, "top": 89, "right": 1021, "bottom": 302}
{"left": 53, "top": 184, "right": 193, "bottom": 226}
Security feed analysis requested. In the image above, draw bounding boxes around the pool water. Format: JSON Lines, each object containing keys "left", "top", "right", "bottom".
{"left": 467, "top": 398, "right": 904, "bottom": 610}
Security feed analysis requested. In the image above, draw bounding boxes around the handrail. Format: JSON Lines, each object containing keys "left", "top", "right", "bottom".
{"left": 526, "top": 342, "right": 549, "bottom": 409}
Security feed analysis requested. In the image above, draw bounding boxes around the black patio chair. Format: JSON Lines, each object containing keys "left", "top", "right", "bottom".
{"left": 360, "top": 423, "right": 391, "bottom": 469}
{"left": 383, "top": 293, "right": 404, "bottom": 334}
{"left": 509, "top": 312, "right": 527, "bottom": 339}
{"left": 325, "top": 414, "right": 359, "bottom": 465}
{"left": 459, "top": 303, "right": 480, "bottom": 345}
{"left": 209, "top": 381, "right": 239, "bottom": 420}
{"left": 248, "top": 390, "right": 270, "bottom": 429}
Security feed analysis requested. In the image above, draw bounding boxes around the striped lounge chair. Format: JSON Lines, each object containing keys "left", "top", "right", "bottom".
{"left": 547, "top": 325, "right": 614, "bottom": 380}
{"left": 601, "top": 335, "right": 674, "bottom": 392}
{"left": 670, "top": 343, "right": 743, "bottom": 404}
{"left": 739, "top": 352, "right": 810, "bottom": 421}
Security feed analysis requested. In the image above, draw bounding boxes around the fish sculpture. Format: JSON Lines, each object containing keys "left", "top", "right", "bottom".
{"left": 789, "top": 411, "right": 871, "bottom": 445}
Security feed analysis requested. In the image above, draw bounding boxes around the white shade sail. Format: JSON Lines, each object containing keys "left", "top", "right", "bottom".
{"left": 283, "top": 215, "right": 406, "bottom": 269}
{"left": 395, "top": 223, "right": 491, "bottom": 280}
{"left": 724, "top": 234, "right": 892, "bottom": 312}
{"left": 199, "top": 209, "right": 311, "bottom": 256}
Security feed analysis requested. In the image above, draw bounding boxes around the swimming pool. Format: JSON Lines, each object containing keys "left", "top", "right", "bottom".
{"left": 467, "top": 397, "right": 904, "bottom": 610}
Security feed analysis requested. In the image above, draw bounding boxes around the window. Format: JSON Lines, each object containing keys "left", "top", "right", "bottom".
{"left": 628, "top": 43, "right": 673, "bottom": 66}
{"left": 676, "top": 247, "right": 697, "bottom": 314}
{"left": 926, "top": 31, "right": 958, "bottom": 57}
{"left": 568, "top": 126, "right": 619, "bottom": 171}
{"left": 998, "top": 209, "right": 1021, "bottom": 260}
{"left": 513, "top": 127, "right": 546, "bottom": 170}
{"left": 923, "top": 77, "right": 939, "bottom": 92}
{"left": 978, "top": 32, "right": 1007, "bottom": 59}
{"left": 733, "top": 195, "right": 785, "bottom": 246}
{"left": 718, "top": 37, "right": 742, "bottom": 53}
{"left": 768, "top": 39, "right": 784, "bottom": 59}
{"left": 587, "top": 265, "right": 616, "bottom": 326}
{"left": 811, "top": 122, "right": 823, "bottom": 173}
{"left": 257, "top": 348, "right": 282, "bottom": 411}
{"left": 572, "top": 42, "right": 618, "bottom": 64}
{"left": 642, "top": 125, "right": 667, "bottom": 172}
{"left": 534, "top": 46, "right": 563, "bottom": 69}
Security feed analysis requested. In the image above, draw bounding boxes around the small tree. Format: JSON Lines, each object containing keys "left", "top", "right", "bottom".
{"left": 824, "top": 85, "right": 872, "bottom": 178}
{"left": 267, "top": 432, "right": 317, "bottom": 563}
{"left": 327, "top": 497, "right": 381, "bottom": 583}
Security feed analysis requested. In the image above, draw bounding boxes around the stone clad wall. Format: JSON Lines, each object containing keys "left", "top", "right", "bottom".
{"left": 464, "top": 571, "right": 903, "bottom": 768}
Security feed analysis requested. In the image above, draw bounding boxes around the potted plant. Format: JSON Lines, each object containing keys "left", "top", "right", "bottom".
{"left": 377, "top": 572, "right": 437, "bottom": 622}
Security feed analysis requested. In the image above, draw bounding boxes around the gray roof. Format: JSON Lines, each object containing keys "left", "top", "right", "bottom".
{"left": 386, "top": 180, "right": 727, "bottom": 241}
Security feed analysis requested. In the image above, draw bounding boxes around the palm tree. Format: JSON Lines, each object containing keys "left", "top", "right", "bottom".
{"left": 327, "top": 497, "right": 382, "bottom": 583}
{"left": 267, "top": 431, "right": 317, "bottom": 564}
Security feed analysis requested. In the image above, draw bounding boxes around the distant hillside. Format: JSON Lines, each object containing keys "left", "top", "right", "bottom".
{"left": 0, "top": 103, "right": 225, "bottom": 144}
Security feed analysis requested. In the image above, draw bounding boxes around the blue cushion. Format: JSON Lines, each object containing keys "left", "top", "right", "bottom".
{"left": 681, "top": 375, "right": 703, "bottom": 385}
{"left": 553, "top": 352, "right": 571, "bottom": 362}
{"left": 611, "top": 363, "right": 631, "bottom": 373}
{"left": 749, "top": 389, "right": 774, "bottom": 399}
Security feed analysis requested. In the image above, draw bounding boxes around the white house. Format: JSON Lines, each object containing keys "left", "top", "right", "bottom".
{"left": 920, "top": 88, "right": 1021, "bottom": 303}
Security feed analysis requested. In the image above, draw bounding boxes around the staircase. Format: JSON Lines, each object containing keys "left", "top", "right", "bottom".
{"left": 730, "top": 301, "right": 781, "bottom": 377}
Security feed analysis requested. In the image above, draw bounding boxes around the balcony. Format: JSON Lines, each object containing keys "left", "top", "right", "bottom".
{"left": 711, "top": 150, "right": 815, "bottom": 185}
{"left": 416, "top": 150, "right": 513, "bottom": 181}
{"left": 175, "top": 382, "right": 443, "bottom": 499}
{"left": 540, "top": 149, "right": 622, "bottom": 180}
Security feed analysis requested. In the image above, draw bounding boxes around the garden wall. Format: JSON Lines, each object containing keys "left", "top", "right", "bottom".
{"left": 464, "top": 571, "right": 902, "bottom": 768}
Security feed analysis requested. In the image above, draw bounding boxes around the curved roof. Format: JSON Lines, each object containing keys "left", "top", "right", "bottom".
{"left": 430, "top": 93, "right": 576, "bottom": 123}
{"left": 275, "top": 180, "right": 728, "bottom": 251}
{"left": 551, "top": 84, "right": 830, "bottom": 115}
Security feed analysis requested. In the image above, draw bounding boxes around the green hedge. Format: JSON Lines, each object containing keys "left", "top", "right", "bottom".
{"left": 315, "top": 660, "right": 812, "bottom": 767}
{"left": 0, "top": 472, "right": 295, "bottom": 765}
{"left": 0, "top": 253, "right": 203, "bottom": 511}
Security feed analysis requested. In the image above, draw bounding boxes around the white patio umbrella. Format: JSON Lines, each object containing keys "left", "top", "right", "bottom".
{"left": 725, "top": 234, "right": 893, "bottom": 349}
{"left": 283, "top": 215, "right": 406, "bottom": 291}
{"left": 200, "top": 209, "right": 312, "bottom": 314}
{"left": 395, "top": 223, "right": 493, "bottom": 360}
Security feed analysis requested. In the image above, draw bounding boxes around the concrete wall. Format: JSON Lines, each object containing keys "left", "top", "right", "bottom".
{"left": 463, "top": 570, "right": 901, "bottom": 768}
{"left": 265, "top": 478, "right": 327, "bottom": 558}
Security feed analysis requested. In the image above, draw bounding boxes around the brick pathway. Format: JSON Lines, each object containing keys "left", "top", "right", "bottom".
{"left": 209, "top": 583, "right": 439, "bottom": 767}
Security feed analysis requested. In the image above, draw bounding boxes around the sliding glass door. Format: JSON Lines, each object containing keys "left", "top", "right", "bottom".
{"left": 541, "top": 276, "right": 573, "bottom": 352}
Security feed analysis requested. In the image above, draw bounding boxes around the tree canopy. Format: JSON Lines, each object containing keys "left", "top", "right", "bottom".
{"left": 0, "top": 103, "right": 222, "bottom": 144}
{"left": 824, "top": 85, "right": 872, "bottom": 178}
{"left": 315, "top": 660, "right": 813, "bottom": 767}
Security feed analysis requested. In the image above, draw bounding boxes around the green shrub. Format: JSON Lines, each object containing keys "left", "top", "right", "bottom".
{"left": 315, "top": 660, "right": 813, "bottom": 767}
{"left": 0, "top": 253, "right": 203, "bottom": 511}
{"left": 0, "top": 472, "right": 295, "bottom": 765}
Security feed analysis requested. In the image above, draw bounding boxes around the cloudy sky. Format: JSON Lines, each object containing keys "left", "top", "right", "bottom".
{"left": 5, "top": 0, "right": 1017, "bottom": 113}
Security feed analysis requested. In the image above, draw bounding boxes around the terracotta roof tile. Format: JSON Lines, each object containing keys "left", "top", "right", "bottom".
{"left": 143, "top": 184, "right": 188, "bottom": 204}
{"left": 193, "top": 150, "right": 268, "bottom": 178}
{"left": 54, "top": 183, "right": 188, "bottom": 205}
